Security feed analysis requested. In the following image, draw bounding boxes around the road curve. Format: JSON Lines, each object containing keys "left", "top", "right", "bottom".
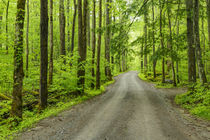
{"left": 17, "top": 71, "right": 203, "bottom": 140}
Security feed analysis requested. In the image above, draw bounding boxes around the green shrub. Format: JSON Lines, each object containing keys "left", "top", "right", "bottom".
{"left": 175, "top": 84, "right": 210, "bottom": 120}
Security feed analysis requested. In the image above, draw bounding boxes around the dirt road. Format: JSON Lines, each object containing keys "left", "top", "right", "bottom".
{"left": 17, "top": 71, "right": 210, "bottom": 140}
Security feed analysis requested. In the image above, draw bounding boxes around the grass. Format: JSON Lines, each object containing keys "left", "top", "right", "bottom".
{"left": 175, "top": 84, "right": 210, "bottom": 120}
{"left": 138, "top": 72, "right": 174, "bottom": 88}
{"left": 0, "top": 79, "right": 116, "bottom": 140}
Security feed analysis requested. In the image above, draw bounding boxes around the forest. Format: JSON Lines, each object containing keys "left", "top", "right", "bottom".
{"left": 0, "top": 0, "right": 209, "bottom": 139}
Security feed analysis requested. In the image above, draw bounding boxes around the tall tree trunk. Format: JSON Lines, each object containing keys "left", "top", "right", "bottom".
{"left": 96, "top": 0, "right": 102, "bottom": 89}
{"left": 26, "top": 0, "right": 29, "bottom": 77}
{"left": 40, "top": 0, "right": 48, "bottom": 109}
{"left": 11, "top": 0, "right": 26, "bottom": 119}
{"left": 49, "top": 0, "right": 53, "bottom": 85}
{"left": 152, "top": 0, "right": 156, "bottom": 78}
{"left": 6, "top": 0, "right": 9, "bottom": 54}
{"left": 186, "top": 0, "right": 196, "bottom": 83}
{"left": 77, "top": 0, "right": 85, "bottom": 93}
{"left": 167, "top": 0, "right": 176, "bottom": 86}
{"left": 176, "top": 20, "right": 180, "bottom": 83}
{"left": 0, "top": 10, "right": 3, "bottom": 49}
{"left": 122, "top": 50, "right": 125, "bottom": 72}
{"left": 105, "top": 0, "right": 112, "bottom": 81}
{"left": 194, "top": 0, "right": 207, "bottom": 84}
{"left": 144, "top": 2, "right": 148, "bottom": 73}
{"left": 207, "top": 0, "right": 210, "bottom": 50}
{"left": 159, "top": 0, "right": 165, "bottom": 83}
{"left": 59, "top": 0, "right": 66, "bottom": 63}
{"left": 202, "top": 7, "right": 207, "bottom": 75}
{"left": 67, "top": 0, "right": 70, "bottom": 52}
{"left": 83, "top": 0, "right": 88, "bottom": 59}
{"left": 206, "top": 0, "right": 210, "bottom": 74}
{"left": 70, "top": 0, "right": 77, "bottom": 64}
{"left": 91, "top": 0, "right": 96, "bottom": 88}
{"left": 141, "top": 38, "right": 144, "bottom": 72}
{"left": 87, "top": 8, "right": 91, "bottom": 48}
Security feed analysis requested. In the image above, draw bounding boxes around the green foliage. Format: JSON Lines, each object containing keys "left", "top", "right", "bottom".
{"left": 175, "top": 84, "right": 210, "bottom": 120}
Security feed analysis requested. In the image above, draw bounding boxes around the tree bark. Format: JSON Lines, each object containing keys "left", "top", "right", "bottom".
{"left": 0, "top": 9, "right": 3, "bottom": 49}
{"left": 59, "top": 0, "right": 66, "bottom": 63}
{"left": 96, "top": 0, "right": 102, "bottom": 89}
{"left": 91, "top": 0, "right": 96, "bottom": 88}
{"left": 40, "top": 0, "right": 48, "bottom": 109}
{"left": 141, "top": 38, "right": 144, "bottom": 72}
{"left": 49, "top": 0, "right": 53, "bottom": 85}
{"left": 186, "top": 0, "right": 196, "bottom": 83}
{"left": 77, "top": 0, "right": 87, "bottom": 93}
{"left": 87, "top": 7, "right": 91, "bottom": 48}
{"left": 26, "top": 0, "right": 29, "bottom": 77}
{"left": 194, "top": 0, "right": 207, "bottom": 84}
{"left": 11, "top": 0, "right": 26, "bottom": 119}
{"left": 152, "top": 0, "right": 156, "bottom": 78}
{"left": 70, "top": 0, "right": 77, "bottom": 64}
{"left": 167, "top": 0, "right": 176, "bottom": 86}
{"left": 83, "top": 0, "right": 88, "bottom": 59}
{"left": 144, "top": 1, "right": 148, "bottom": 73}
{"left": 176, "top": 20, "right": 180, "bottom": 83}
{"left": 207, "top": 0, "right": 210, "bottom": 50}
{"left": 105, "top": 0, "right": 112, "bottom": 81}
{"left": 6, "top": 0, "right": 9, "bottom": 54}
{"left": 159, "top": 0, "right": 165, "bottom": 83}
{"left": 67, "top": 0, "right": 70, "bottom": 52}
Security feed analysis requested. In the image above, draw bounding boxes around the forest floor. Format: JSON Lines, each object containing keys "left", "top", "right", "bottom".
{"left": 16, "top": 71, "right": 210, "bottom": 140}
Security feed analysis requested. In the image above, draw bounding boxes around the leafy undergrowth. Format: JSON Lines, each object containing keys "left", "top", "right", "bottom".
{"left": 138, "top": 72, "right": 174, "bottom": 88}
{"left": 0, "top": 80, "right": 115, "bottom": 139}
{"left": 175, "top": 84, "right": 210, "bottom": 120}
{"left": 138, "top": 72, "right": 188, "bottom": 89}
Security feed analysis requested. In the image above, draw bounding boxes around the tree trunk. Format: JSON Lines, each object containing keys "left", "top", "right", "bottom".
{"left": 186, "top": 0, "right": 196, "bottom": 83}
{"left": 96, "top": 0, "right": 102, "bottom": 89}
{"left": 207, "top": 0, "right": 210, "bottom": 50}
{"left": 167, "top": 0, "right": 176, "bottom": 86}
{"left": 67, "top": 0, "right": 70, "bottom": 52}
{"left": 70, "top": 0, "right": 77, "bottom": 64}
{"left": 59, "top": 0, "right": 66, "bottom": 63}
{"left": 87, "top": 8, "right": 91, "bottom": 48}
{"left": 0, "top": 10, "right": 3, "bottom": 49}
{"left": 11, "top": 0, "right": 26, "bottom": 119}
{"left": 202, "top": 7, "right": 207, "bottom": 75}
{"left": 40, "top": 0, "right": 48, "bottom": 109}
{"left": 105, "top": 0, "right": 112, "bottom": 81}
{"left": 176, "top": 20, "right": 180, "bottom": 83}
{"left": 159, "top": 0, "right": 165, "bottom": 83}
{"left": 77, "top": 0, "right": 86, "bottom": 93}
{"left": 83, "top": 0, "right": 88, "bottom": 59}
{"left": 141, "top": 38, "right": 144, "bottom": 72}
{"left": 152, "top": 0, "right": 156, "bottom": 78}
{"left": 26, "top": 0, "right": 29, "bottom": 77}
{"left": 144, "top": 1, "right": 148, "bottom": 73}
{"left": 6, "top": 0, "right": 9, "bottom": 54}
{"left": 194, "top": 0, "right": 207, "bottom": 84}
{"left": 91, "top": 0, "right": 96, "bottom": 88}
{"left": 49, "top": 0, "right": 53, "bottom": 85}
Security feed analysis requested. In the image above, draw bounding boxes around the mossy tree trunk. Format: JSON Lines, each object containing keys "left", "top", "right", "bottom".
{"left": 11, "top": 0, "right": 26, "bottom": 119}
{"left": 194, "top": 0, "right": 207, "bottom": 84}
{"left": 186, "top": 0, "right": 196, "bottom": 83}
